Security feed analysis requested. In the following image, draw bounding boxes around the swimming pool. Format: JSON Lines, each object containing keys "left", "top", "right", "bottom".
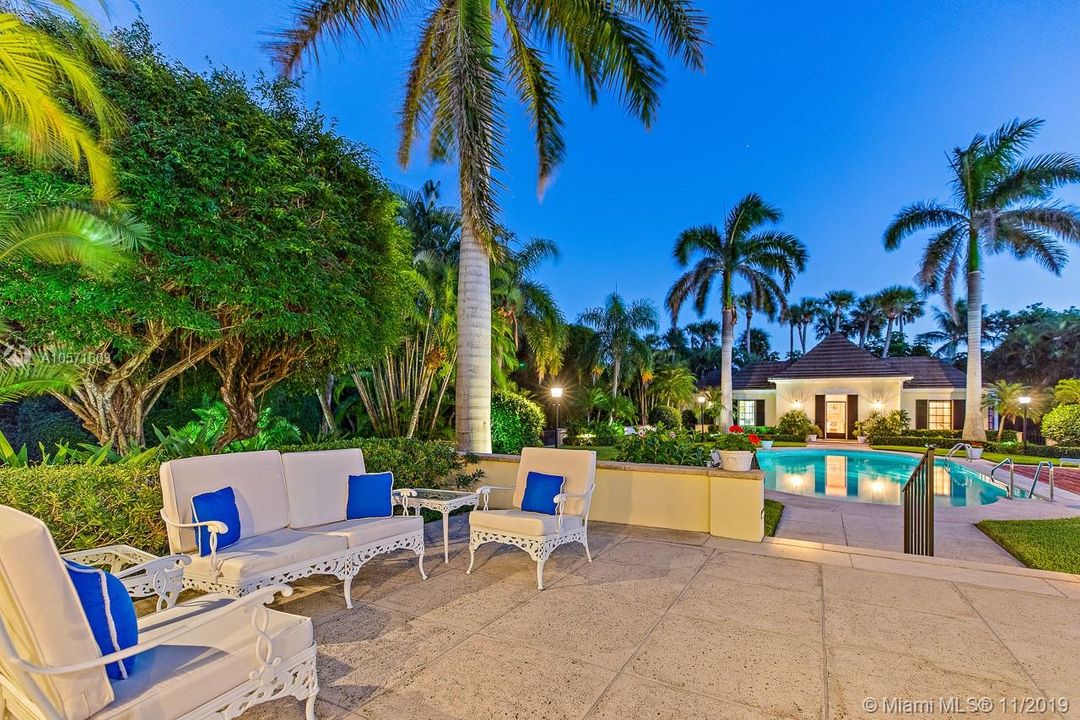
{"left": 755, "top": 449, "right": 1006, "bottom": 506}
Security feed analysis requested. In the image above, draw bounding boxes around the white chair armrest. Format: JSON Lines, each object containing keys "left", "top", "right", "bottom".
{"left": 113, "top": 554, "right": 191, "bottom": 580}
{"left": 476, "top": 485, "right": 515, "bottom": 511}
{"left": 393, "top": 488, "right": 417, "bottom": 515}
{"left": 159, "top": 509, "right": 228, "bottom": 577}
{"left": 3, "top": 585, "right": 295, "bottom": 677}
{"left": 114, "top": 555, "right": 191, "bottom": 611}
{"left": 554, "top": 486, "right": 596, "bottom": 530}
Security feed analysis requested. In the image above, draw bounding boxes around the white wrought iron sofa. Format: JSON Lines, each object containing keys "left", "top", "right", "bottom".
{"left": 0, "top": 505, "right": 319, "bottom": 720}
{"left": 467, "top": 447, "right": 597, "bottom": 589}
{"left": 159, "top": 448, "right": 426, "bottom": 609}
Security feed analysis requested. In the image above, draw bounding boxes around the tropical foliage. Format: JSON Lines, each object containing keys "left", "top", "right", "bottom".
{"left": 271, "top": 0, "right": 706, "bottom": 452}
{"left": 1040, "top": 404, "right": 1080, "bottom": 446}
{"left": 884, "top": 118, "right": 1080, "bottom": 440}
{"left": 667, "top": 194, "right": 807, "bottom": 430}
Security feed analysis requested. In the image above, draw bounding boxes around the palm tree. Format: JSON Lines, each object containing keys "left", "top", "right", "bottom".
{"left": 666, "top": 194, "right": 806, "bottom": 430}
{"left": 1054, "top": 379, "right": 1080, "bottom": 406}
{"left": 271, "top": 2, "right": 706, "bottom": 453}
{"left": 0, "top": 182, "right": 145, "bottom": 404}
{"left": 821, "top": 289, "right": 856, "bottom": 333}
{"left": 787, "top": 298, "right": 819, "bottom": 354}
{"left": 918, "top": 299, "right": 976, "bottom": 360}
{"left": 848, "top": 294, "right": 883, "bottom": 349}
{"left": 1, "top": 1, "right": 120, "bottom": 199}
{"left": 876, "top": 285, "right": 918, "bottom": 358}
{"left": 982, "top": 380, "right": 1042, "bottom": 441}
{"left": 649, "top": 364, "right": 697, "bottom": 410}
{"left": 735, "top": 290, "right": 777, "bottom": 357}
{"left": 885, "top": 119, "right": 1080, "bottom": 440}
{"left": 578, "top": 293, "right": 658, "bottom": 420}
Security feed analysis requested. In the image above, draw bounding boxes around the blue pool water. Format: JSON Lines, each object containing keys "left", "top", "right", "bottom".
{"left": 755, "top": 449, "right": 1006, "bottom": 506}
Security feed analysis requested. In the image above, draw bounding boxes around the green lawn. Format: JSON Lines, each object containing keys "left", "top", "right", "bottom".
{"left": 976, "top": 518, "right": 1080, "bottom": 574}
{"left": 570, "top": 445, "right": 618, "bottom": 461}
{"left": 764, "top": 499, "right": 784, "bottom": 537}
{"left": 771, "top": 441, "right": 807, "bottom": 448}
{"left": 870, "top": 445, "right": 1052, "bottom": 466}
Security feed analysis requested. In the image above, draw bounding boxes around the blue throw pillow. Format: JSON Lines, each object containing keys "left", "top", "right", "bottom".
{"left": 191, "top": 486, "right": 241, "bottom": 557}
{"left": 347, "top": 472, "right": 394, "bottom": 519}
{"left": 64, "top": 561, "right": 138, "bottom": 681}
{"left": 521, "top": 471, "right": 565, "bottom": 515}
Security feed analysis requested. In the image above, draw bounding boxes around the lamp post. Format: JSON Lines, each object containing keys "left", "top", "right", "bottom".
{"left": 551, "top": 387, "right": 564, "bottom": 448}
{"left": 696, "top": 394, "right": 706, "bottom": 435}
{"left": 1019, "top": 395, "right": 1031, "bottom": 449}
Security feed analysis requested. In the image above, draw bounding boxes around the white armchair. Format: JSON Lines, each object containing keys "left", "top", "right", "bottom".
{"left": 0, "top": 505, "right": 319, "bottom": 720}
{"left": 466, "top": 447, "right": 597, "bottom": 589}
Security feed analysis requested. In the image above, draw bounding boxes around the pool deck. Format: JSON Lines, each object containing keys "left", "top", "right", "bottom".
{"left": 768, "top": 443, "right": 1080, "bottom": 565}
{"left": 241, "top": 516, "right": 1080, "bottom": 720}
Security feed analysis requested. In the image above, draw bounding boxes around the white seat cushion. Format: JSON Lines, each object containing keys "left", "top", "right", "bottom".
{"left": 185, "top": 529, "right": 347, "bottom": 583}
{"left": 281, "top": 448, "right": 365, "bottom": 528}
{"left": 469, "top": 509, "right": 583, "bottom": 538}
{"left": 97, "top": 594, "right": 313, "bottom": 720}
{"left": 309, "top": 516, "right": 423, "bottom": 548}
{"left": 0, "top": 506, "right": 111, "bottom": 720}
{"left": 161, "top": 451, "right": 291, "bottom": 553}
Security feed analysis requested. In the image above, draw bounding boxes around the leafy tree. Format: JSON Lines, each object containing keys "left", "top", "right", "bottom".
{"left": 270, "top": 0, "right": 706, "bottom": 453}
{"left": 1041, "top": 404, "right": 1080, "bottom": 445}
{"left": 667, "top": 194, "right": 806, "bottom": 430}
{"left": 578, "top": 292, "right": 658, "bottom": 420}
{"left": 490, "top": 388, "right": 544, "bottom": 454}
{"left": 884, "top": 119, "right": 1080, "bottom": 440}
{"left": 2, "top": 26, "right": 412, "bottom": 449}
{"left": 982, "top": 380, "right": 1042, "bottom": 441}
{"left": 985, "top": 307, "right": 1080, "bottom": 386}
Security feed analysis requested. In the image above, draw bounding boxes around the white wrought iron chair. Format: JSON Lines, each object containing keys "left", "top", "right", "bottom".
{"left": 466, "top": 447, "right": 597, "bottom": 589}
{"left": 0, "top": 505, "right": 319, "bottom": 720}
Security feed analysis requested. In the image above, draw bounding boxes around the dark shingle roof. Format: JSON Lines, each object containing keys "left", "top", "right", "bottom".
{"left": 771, "top": 333, "right": 909, "bottom": 380}
{"left": 705, "top": 333, "right": 966, "bottom": 390}
{"left": 885, "top": 356, "right": 966, "bottom": 388}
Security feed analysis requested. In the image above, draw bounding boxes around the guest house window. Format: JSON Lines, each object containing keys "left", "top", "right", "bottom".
{"left": 737, "top": 401, "right": 757, "bottom": 427}
{"left": 927, "top": 400, "right": 952, "bottom": 431}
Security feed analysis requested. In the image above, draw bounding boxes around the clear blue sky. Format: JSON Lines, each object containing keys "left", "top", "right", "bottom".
{"left": 98, "top": 0, "right": 1080, "bottom": 345}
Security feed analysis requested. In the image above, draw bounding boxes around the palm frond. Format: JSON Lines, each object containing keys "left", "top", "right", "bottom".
{"left": 883, "top": 201, "right": 965, "bottom": 250}
{"left": 0, "top": 359, "right": 80, "bottom": 404}
{"left": 266, "top": 0, "right": 407, "bottom": 76}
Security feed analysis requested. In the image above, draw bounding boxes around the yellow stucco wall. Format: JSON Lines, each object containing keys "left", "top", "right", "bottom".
{"left": 465, "top": 454, "right": 764, "bottom": 542}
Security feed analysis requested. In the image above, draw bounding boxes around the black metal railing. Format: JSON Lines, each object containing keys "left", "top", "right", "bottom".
{"left": 902, "top": 446, "right": 935, "bottom": 556}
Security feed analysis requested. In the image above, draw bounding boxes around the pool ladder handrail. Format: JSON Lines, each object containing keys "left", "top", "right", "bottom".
{"left": 988, "top": 458, "right": 1015, "bottom": 498}
{"left": 946, "top": 442, "right": 972, "bottom": 460}
{"left": 1027, "top": 461, "right": 1056, "bottom": 503}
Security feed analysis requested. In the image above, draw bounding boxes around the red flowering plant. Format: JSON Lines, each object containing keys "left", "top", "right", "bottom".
{"left": 728, "top": 424, "right": 744, "bottom": 434}
{"left": 748, "top": 433, "right": 762, "bottom": 446}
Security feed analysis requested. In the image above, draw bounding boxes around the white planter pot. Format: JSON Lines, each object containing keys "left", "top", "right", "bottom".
{"left": 968, "top": 447, "right": 984, "bottom": 459}
{"left": 806, "top": 434, "right": 817, "bottom": 442}
{"left": 760, "top": 440, "right": 774, "bottom": 449}
{"left": 857, "top": 435, "right": 868, "bottom": 444}
{"left": 720, "top": 450, "right": 754, "bottom": 472}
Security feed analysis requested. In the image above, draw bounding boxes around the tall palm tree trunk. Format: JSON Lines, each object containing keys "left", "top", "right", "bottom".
{"left": 964, "top": 270, "right": 987, "bottom": 440}
{"left": 789, "top": 323, "right": 794, "bottom": 356}
{"left": 881, "top": 318, "right": 894, "bottom": 358}
{"left": 744, "top": 311, "right": 752, "bottom": 356}
{"left": 720, "top": 307, "right": 735, "bottom": 431}
{"left": 455, "top": 224, "right": 492, "bottom": 452}
{"left": 610, "top": 355, "right": 621, "bottom": 422}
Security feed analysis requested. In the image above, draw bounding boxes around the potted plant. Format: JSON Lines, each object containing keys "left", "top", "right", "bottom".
{"left": 854, "top": 420, "right": 868, "bottom": 444}
{"left": 967, "top": 441, "right": 984, "bottom": 459}
{"left": 806, "top": 424, "right": 822, "bottom": 443}
{"left": 718, "top": 428, "right": 757, "bottom": 471}
{"left": 759, "top": 433, "right": 775, "bottom": 450}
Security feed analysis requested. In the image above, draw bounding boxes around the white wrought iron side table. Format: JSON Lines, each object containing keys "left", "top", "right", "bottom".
{"left": 62, "top": 544, "right": 190, "bottom": 610}
{"left": 397, "top": 489, "right": 480, "bottom": 563}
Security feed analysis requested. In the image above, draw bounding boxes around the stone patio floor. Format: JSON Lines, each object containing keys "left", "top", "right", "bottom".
{"left": 239, "top": 516, "right": 1080, "bottom": 720}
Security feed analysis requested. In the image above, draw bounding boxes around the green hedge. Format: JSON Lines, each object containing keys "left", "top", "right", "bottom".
{"left": 490, "top": 389, "right": 545, "bottom": 454}
{"left": 0, "top": 438, "right": 482, "bottom": 555}
{"left": 277, "top": 437, "right": 483, "bottom": 489}
{"left": 983, "top": 442, "right": 1080, "bottom": 459}
{"left": 867, "top": 436, "right": 961, "bottom": 447}
{"left": 0, "top": 463, "right": 167, "bottom": 554}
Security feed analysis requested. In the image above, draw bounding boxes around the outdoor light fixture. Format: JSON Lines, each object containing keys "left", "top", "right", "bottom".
{"left": 872, "top": 400, "right": 884, "bottom": 411}
{"left": 1019, "top": 395, "right": 1032, "bottom": 449}
{"left": 696, "top": 395, "right": 706, "bottom": 435}
{"left": 550, "top": 387, "right": 564, "bottom": 447}
{"left": 792, "top": 400, "right": 803, "bottom": 409}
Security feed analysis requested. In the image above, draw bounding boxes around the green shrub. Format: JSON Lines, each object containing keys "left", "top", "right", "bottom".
{"left": 1040, "top": 404, "right": 1080, "bottom": 446}
{"left": 776, "top": 409, "right": 817, "bottom": 438}
{"left": 868, "top": 436, "right": 958, "bottom": 448}
{"left": 716, "top": 433, "right": 755, "bottom": 451}
{"left": 0, "top": 439, "right": 480, "bottom": 554}
{"left": 863, "top": 410, "right": 910, "bottom": 440}
{"left": 566, "top": 421, "right": 623, "bottom": 447}
{"left": 0, "top": 464, "right": 168, "bottom": 554}
{"left": 983, "top": 441, "right": 1080, "bottom": 459}
{"left": 490, "top": 389, "right": 545, "bottom": 454}
{"left": 648, "top": 405, "right": 681, "bottom": 428}
{"left": 279, "top": 437, "right": 483, "bottom": 490}
{"left": 615, "top": 426, "right": 707, "bottom": 466}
